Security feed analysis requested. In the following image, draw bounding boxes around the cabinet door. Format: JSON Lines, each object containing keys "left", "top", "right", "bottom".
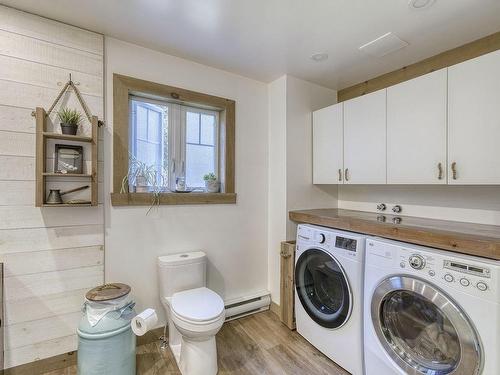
{"left": 344, "top": 89, "right": 386, "bottom": 184}
{"left": 448, "top": 50, "right": 500, "bottom": 184}
{"left": 312, "top": 103, "right": 343, "bottom": 184}
{"left": 387, "top": 69, "right": 447, "bottom": 184}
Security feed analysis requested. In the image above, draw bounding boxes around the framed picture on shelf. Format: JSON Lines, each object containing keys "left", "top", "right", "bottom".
{"left": 54, "top": 144, "right": 83, "bottom": 174}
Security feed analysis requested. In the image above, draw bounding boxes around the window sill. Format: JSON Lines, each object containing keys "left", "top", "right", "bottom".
{"left": 110, "top": 192, "right": 237, "bottom": 206}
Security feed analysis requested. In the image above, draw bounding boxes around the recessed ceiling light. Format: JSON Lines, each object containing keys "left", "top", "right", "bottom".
{"left": 408, "top": 0, "right": 436, "bottom": 9}
{"left": 311, "top": 53, "right": 329, "bottom": 62}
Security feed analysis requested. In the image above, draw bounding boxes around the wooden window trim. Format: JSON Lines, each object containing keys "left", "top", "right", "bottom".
{"left": 111, "top": 74, "right": 236, "bottom": 206}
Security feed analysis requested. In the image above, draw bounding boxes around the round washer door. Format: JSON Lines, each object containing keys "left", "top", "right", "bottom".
{"left": 371, "top": 276, "right": 482, "bottom": 375}
{"left": 295, "top": 248, "right": 352, "bottom": 329}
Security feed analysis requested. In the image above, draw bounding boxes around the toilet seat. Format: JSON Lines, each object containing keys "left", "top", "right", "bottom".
{"left": 171, "top": 287, "right": 224, "bottom": 323}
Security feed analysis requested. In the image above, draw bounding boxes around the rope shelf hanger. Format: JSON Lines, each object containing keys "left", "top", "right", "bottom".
{"left": 31, "top": 73, "right": 104, "bottom": 127}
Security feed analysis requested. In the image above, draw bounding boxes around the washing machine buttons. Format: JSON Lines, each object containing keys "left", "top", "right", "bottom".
{"left": 444, "top": 273, "right": 454, "bottom": 282}
{"left": 476, "top": 282, "right": 488, "bottom": 291}
{"left": 428, "top": 270, "right": 435, "bottom": 277}
{"left": 400, "top": 261, "right": 406, "bottom": 268}
{"left": 459, "top": 278, "right": 470, "bottom": 287}
{"left": 314, "top": 233, "right": 326, "bottom": 244}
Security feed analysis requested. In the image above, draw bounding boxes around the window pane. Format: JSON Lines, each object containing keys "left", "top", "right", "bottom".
{"left": 186, "top": 144, "right": 215, "bottom": 188}
{"left": 186, "top": 111, "right": 200, "bottom": 144}
{"left": 130, "top": 98, "right": 169, "bottom": 189}
{"left": 137, "top": 140, "right": 157, "bottom": 167}
{"left": 201, "top": 114, "right": 215, "bottom": 145}
{"left": 136, "top": 105, "right": 147, "bottom": 140}
{"left": 148, "top": 109, "right": 161, "bottom": 143}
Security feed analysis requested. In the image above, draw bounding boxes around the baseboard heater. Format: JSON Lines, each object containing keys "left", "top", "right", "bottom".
{"left": 224, "top": 291, "right": 271, "bottom": 321}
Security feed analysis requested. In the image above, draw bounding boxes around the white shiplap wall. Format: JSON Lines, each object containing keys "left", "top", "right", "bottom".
{"left": 0, "top": 6, "right": 104, "bottom": 369}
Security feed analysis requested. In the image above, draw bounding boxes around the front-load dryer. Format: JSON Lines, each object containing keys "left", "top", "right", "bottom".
{"left": 295, "top": 224, "right": 367, "bottom": 375}
{"left": 364, "top": 237, "right": 500, "bottom": 375}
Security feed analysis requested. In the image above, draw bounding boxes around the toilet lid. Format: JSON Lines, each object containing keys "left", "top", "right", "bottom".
{"left": 171, "top": 287, "right": 224, "bottom": 322}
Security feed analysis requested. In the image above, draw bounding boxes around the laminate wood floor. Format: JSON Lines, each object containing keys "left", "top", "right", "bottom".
{"left": 41, "top": 311, "right": 349, "bottom": 375}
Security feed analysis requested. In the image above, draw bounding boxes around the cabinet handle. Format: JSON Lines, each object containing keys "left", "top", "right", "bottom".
{"left": 451, "top": 162, "right": 457, "bottom": 180}
{"left": 338, "top": 169, "right": 342, "bottom": 182}
{"left": 437, "top": 162, "right": 443, "bottom": 180}
{"left": 344, "top": 168, "right": 349, "bottom": 182}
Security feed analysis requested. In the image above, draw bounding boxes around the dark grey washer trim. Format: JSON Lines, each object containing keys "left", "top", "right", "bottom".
{"left": 296, "top": 248, "right": 353, "bottom": 329}
{"left": 371, "top": 275, "right": 482, "bottom": 375}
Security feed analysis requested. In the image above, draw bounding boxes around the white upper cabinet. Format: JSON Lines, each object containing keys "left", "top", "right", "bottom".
{"left": 312, "top": 50, "right": 500, "bottom": 186}
{"left": 387, "top": 69, "right": 447, "bottom": 184}
{"left": 448, "top": 50, "right": 500, "bottom": 185}
{"left": 343, "top": 89, "right": 387, "bottom": 184}
{"left": 313, "top": 103, "right": 343, "bottom": 184}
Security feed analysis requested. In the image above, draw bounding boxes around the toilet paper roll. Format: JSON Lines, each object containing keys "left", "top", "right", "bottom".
{"left": 131, "top": 308, "right": 158, "bottom": 336}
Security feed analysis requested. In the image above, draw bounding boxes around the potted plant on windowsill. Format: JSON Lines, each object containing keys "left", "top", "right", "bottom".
{"left": 57, "top": 108, "right": 82, "bottom": 135}
{"left": 121, "top": 154, "right": 163, "bottom": 214}
{"left": 203, "top": 173, "right": 220, "bottom": 193}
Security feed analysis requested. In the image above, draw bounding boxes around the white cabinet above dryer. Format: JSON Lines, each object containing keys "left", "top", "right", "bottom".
{"left": 387, "top": 69, "right": 447, "bottom": 184}
{"left": 448, "top": 49, "right": 500, "bottom": 185}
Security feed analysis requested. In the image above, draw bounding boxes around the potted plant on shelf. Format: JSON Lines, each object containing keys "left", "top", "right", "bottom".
{"left": 57, "top": 108, "right": 82, "bottom": 135}
{"left": 203, "top": 173, "right": 220, "bottom": 193}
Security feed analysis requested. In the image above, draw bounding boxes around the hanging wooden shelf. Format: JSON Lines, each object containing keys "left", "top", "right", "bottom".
{"left": 41, "top": 203, "right": 93, "bottom": 208}
{"left": 35, "top": 107, "right": 99, "bottom": 207}
{"left": 43, "top": 132, "right": 93, "bottom": 143}
{"left": 42, "top": 172, "right": 94, "bottom": 178}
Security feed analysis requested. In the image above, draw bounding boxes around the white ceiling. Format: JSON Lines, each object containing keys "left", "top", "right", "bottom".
{"left": 3, "top": 0, "right": 500, "bottom": 89}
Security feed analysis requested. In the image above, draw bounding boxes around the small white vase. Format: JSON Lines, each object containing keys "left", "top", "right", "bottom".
{"left": 135, "top": 175, "right": 149, "bottom": 192}
{"left": 205, "top": 180, "right": 220, "bottom": 193}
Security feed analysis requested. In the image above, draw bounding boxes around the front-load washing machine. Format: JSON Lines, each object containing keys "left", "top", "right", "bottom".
{"left": 295, "top": 224, "right": 367, "bottom": 375}
{"left": 364, "top": 237, "right": 500, "bottom": 375}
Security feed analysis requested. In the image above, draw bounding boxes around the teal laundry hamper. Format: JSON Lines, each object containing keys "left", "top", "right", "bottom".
{"left": 77, "top": 284, "right": 137, "bottom": 375}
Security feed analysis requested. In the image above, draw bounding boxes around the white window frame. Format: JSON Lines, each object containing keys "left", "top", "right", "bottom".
{"left": 129, "top": 95, "right": 220, "bottom": 191}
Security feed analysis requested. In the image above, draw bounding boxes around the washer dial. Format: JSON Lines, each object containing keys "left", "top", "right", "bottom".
{"left": 409, "top": 254, "right": 426, "bottom": 270}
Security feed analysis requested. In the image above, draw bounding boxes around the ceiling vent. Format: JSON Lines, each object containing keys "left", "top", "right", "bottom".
{"left": 359, "top": 32, "right": 409, "bottom": 57}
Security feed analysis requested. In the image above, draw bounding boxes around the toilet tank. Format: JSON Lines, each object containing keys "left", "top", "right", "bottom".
{"left": 158, "top": 251, "right": 207, "bottom": 300}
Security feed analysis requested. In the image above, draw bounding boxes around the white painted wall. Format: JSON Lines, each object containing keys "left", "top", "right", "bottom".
{"left": 267, "top": 75, "right": 337, "bottom": 304}
{"left": 267, "top": 76, "right": 288, "bottom": 307}
{"left": 104, "top": 37, "right": 269, "bottom": 324}
{"left": 285, "top": 76, "right": 338, "bottom": 239}
{"left": 0, "top": 6, "right": 104, "bottom": 369}
{"left": 338, "top": 185, "right": 500, "bottom": 225}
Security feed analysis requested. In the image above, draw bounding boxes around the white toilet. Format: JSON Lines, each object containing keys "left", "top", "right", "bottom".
{"left": 158, "top": 251, "right": 225, "bottom": 375}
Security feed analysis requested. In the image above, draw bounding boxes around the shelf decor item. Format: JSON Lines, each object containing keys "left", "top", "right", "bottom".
{"left": 55, "top": 144, "right": 83, "bottom": 174}
{"left": 32, "top": 73, "right": 104, "bottom": 207}
{"left": 46, "top": 185, "right": 89, "bottom": 205}
{"left": 203, "top": 173, "right": 219, "bottom": 193}
{"left": 58, "top": 108, "right": 82, "bottom": 135}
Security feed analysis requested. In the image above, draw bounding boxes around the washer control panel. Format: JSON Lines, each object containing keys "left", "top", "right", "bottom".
{"left": 397, "top": 248, "right": 495, "bottom": 296}
{"left": 296, "top": 224, "right": 366, "bottom": 260}
{"left": 367, "top": 238, "right": 499, "bottom": 301}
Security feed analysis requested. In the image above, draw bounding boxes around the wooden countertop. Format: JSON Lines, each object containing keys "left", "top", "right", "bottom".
{"left": 289, "top": 209, "right": 500, "bottom": 260}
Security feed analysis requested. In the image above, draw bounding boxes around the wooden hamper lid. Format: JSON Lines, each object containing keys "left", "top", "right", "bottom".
{"left": 86, "top": 283, "right": 131, "bottom": 302}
